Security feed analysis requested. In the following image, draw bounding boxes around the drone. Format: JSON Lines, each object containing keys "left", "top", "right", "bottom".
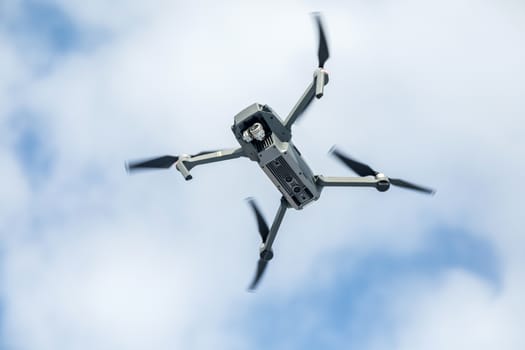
{"left": 126, "top": 14, "right": 435, "bottom": 290}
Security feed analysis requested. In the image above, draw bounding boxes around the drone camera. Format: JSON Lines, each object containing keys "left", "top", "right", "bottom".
{"left": 249, "top": 122, "right": 266, "bottom": 141}
{"left": 242, "top": 129, "right": 253, "bottom": 142}
{"left": 242, "top": 122, "right": 267, "bottom": 143}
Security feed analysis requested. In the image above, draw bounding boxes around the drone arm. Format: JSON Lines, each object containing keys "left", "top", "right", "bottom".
{"left": 284, "top": 69, "right": 329, "bottom": 129}
{"left": 316, "top": 175, "right": 390, "bottom": 192}
{"left": 185, "top": 148, "right": 245, "bottom": 169}
{"left": 263, "top": 197, "right": 290, "bottom": 251}
{"left": 177, "top": 148, "right": 246, "bottom": 180}
{"left": 284, "top": 80, "right": 315, "bottom": 128}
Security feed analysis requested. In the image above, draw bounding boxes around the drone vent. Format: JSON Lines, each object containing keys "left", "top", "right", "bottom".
{"left": 254, "top": 135, "right": 274, "bottom": 152}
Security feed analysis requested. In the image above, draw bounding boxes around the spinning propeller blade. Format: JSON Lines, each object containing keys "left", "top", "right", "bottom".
{"left": 313, "top": 12, "right": 330, "bottom": 68}
{"left": 191, "top": 150, "right": 220, "bottom": 157}
{"left": 246, "top": 198, "right": 274, "bottom": 290}
{"left": 330, "top": 147, "right": 377, "bottom": 176}
{"left": 249, "top": 259, "right": 269, "bottom": 291}
{"left": 247, "top": 198, "right": 269, "bottom": 242}
{"left": 126, "top": 155, "right": 179, "bottom": 172}
{"left": 390, "top": 178, "right": 435, "bottom": 195}
{"left": 330, "top": 146, "right": 435, "bottom": 195}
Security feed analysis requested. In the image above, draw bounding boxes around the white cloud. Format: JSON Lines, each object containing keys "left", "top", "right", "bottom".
{"left": 1, "top": 0, "right": 525, "bottom": 349}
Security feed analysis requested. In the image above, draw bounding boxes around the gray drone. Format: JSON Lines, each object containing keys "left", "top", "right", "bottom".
{"left": 127, "top": 14, "right": 435, "bottom": 290}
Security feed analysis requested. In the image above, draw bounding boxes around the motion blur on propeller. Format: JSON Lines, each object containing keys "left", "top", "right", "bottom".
{"left": 126, "top": 13, "right": 435, "bottom": 291}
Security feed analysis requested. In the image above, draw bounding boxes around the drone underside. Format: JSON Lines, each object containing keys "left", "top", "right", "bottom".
{"left": 126, "top": 13, "right": 435, "bottom": 290}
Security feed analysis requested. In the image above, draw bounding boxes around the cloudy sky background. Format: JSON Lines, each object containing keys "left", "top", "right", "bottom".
{"left": 1, "top": 0, "right": 524, "bottom": 349}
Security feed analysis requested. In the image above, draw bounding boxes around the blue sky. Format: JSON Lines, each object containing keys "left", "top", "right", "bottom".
{"left": 1, "top": 1, "right": 524, "bottom": 349}
{"left": 7, "top": 0, "right": 78, "bottom": 51}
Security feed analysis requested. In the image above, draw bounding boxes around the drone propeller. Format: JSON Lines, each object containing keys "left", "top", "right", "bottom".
{"left": 389, "top": 178, "right": 435, "bottom": 194}
{"left": 246, "top": 198, "right": 273, "bottom": 290}
{"left": 313, "top": 12, "right": 330, "bottom": 69}
{"left": 247, "top": 198, "right": 269, "bottom": 242}
{"left": 330, "top": 147, "right": 435, "bottom": 195}
{"left": 126, "top": 155, "right": 179, "bottom": 172}
{"left": 191, "top": 150, "right": 220, "bottom": 157}
{"left": 249, "top": 259, "right": 268, "bottom": 291}
{"left": 331, "top": 147, "right": 377, "bottom": 177}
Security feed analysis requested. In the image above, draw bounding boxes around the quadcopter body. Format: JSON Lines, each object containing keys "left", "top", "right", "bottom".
{"left": 127, "top": 14, "right": 434, "bottom": 290}
{"left": 231, "top": 103, "right": 320, "bottom": 210}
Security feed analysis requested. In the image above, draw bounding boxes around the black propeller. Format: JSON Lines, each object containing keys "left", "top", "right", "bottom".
{"left": 313, "top": 12, "right": 330, "bottom": 68}
{"left": 389, "top": 178, "right": 435, "bottom": 195}
{"left": 331, "top": 147, "right": 377, "bottom": 177}
{"left": 330, "top": 147, "right": 435, "bottom": 195}
{"left": 246, "top": 198, "right": 272, "bottom": 290}
{"left": 126, "top": 155, "right": 179, "bottom": 172}
{"left": 191, "top": 150, "right": 220, "bottom": 157}
{"left": 250, "top": 259, "right": 269, "bottom": 291}
{"left": 247, "top": 198, "right": 269, "bottom": 242}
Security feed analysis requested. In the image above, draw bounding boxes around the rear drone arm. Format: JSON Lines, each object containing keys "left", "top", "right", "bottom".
{"left": 283, "top": 13, "right": 330, "bottom": 130}
{"left": 176, "top": 148, "right": 246, "bottom": 180}
{"left": 283, "top": 69, "right": 329, "bottom": 129}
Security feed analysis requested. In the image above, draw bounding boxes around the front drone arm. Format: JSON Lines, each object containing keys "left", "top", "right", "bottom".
{"left": 126, "top": 147, "right": 246, "bottom": 180}
{"left": 283, "top": 69, "right": 329, "bottom": 129}
{"left": 177, "top": 147, "right": 246, "bottom": 180}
